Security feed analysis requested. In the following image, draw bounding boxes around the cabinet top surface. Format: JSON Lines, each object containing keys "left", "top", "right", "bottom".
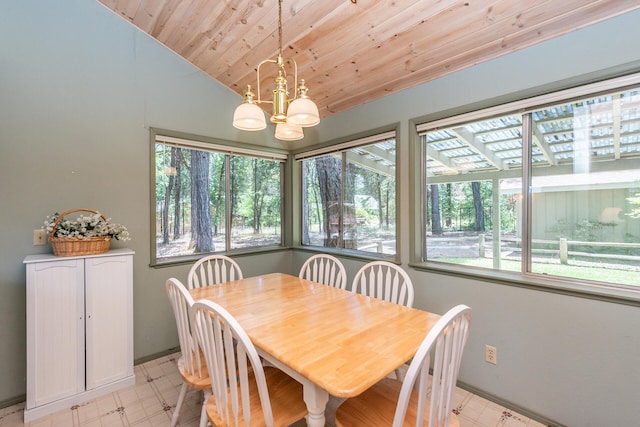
{"left": 24, "top": 248, "right": 135, "bottom": 264}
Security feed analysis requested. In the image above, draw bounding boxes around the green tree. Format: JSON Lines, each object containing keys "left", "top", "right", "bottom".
{"left": 315, "top": 156, "right": 342, "bottom": 245}
{"left": 190, "top": 150, "right": 213, "bottom": 252}
{"left": 472, "top": 181, "right": 485, "bottom": 231}
{"left": 430, "top": 184, "right": 443, "bottom": 235}
{"left": 210, "top": 154, "right": 225, "bottom": 237}
{"left": 626, "top": 193, "right": 640, "bottom": 219}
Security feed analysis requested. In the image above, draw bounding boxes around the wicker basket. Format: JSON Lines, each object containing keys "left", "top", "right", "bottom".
{"left": 49, "top": 208, "right": 112, "bottom": 256}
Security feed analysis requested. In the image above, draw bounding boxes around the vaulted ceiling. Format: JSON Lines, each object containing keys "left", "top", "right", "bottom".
{"left": 97, "top": 0, "right": 640, "bottom": 120}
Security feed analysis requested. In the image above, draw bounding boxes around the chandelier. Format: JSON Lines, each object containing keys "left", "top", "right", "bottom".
{"left": 232, "top": 0, "right": 320, "bottom": 141}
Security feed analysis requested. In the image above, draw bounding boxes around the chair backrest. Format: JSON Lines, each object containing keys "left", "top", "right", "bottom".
{"left": 299, "top": 253, "right": 348, "bottom": 289}
{"left": 187, "top": 255, "right": 243, "bottom": 289}
{"left": 191, "top": 299, "right": 275, "bottom": 427}
{"left": 393, "top": 304, "right": 472, "bottom": 427}
{"left": 351, "top": 261, "right": 415, "bottom": 307}
{"left": 165, "top": 278, "right": 204, "bottom": 377}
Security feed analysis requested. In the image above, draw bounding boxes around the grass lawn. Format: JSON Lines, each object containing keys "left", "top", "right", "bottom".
{"left": 437, "top": 257, "right": 639, "bottom": 287}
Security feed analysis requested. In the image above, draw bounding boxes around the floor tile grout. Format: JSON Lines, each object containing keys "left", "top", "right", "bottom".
{"left": 0, "top": 352, "right": 547, "bottom": 427}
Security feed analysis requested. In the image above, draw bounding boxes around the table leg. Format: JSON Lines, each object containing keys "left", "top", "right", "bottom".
{"left": 258, "top": 351, "right": 329, "bottom": 426}
{"left": 302, "top": 382, "right": 329, "bottom": 427}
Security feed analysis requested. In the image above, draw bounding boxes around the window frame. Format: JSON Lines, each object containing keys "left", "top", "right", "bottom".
{"left": 294, "top": 129, "right": 399, "bottom": 261}
{"left": 414, "top": 72, "right": 640, "bottom": 302}
{"left": 150, "top": 128, "right": 289, "bottom": 266}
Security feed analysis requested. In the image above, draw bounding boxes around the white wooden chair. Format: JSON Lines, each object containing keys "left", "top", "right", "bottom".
{"left": 335, "top": 304, "right": 472, "bottom": 427}
{"left": 351, "top": 261, "right": 414, "bottom": 307}
{"left": 190, "top": 299, "right": 307, "bottom": 427}
{"left": 165, "top": 278, "right": 211, "bottom": 427}
{"left": 187, "top": 254, "right": 243, "bottom": 289}
{"left": 299, "top": 253, "right": 348, "bottom": 289}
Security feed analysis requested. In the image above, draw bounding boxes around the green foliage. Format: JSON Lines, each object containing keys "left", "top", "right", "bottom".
{"left": 549, "top": 218, "right": 616, "bottom": 242}
{"left": 355, "top": 207, "right": 370, "bottom": 224}
{"left": 626, "top": 193, "right": 640, "bottom": 219}
{"left": 426, "top": 181, "right": 518, "bottom": 233}
{"left": 155, "top": 143, "right": 283, "bottom": 253}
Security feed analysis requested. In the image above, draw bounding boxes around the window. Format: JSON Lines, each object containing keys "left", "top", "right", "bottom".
{"left": 420, "top": 74, "right": 640, "bottom": 289}
{"left": 297, "top": 131, "right": 397, "bottom": 256}
{"left": 152, "top": 132, "right": 286, "bottom": 264}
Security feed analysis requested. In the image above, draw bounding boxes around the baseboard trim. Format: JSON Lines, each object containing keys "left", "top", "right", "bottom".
{"left": 133, "top": 346, "right": 180, "bottom": 366}
{"left": 0, "top": 394, "right": 26, "bottom": 410}
{"left": 457, "top": 380, "right": 565, "bottom": 427}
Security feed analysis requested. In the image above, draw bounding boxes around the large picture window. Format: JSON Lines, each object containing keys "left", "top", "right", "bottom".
{"left": 153, "top": 133, "right": 286, "bottom": 264}
{"left": 297, "top": 132, "right": 397, "bottom": 256}
{"left": 420, "top": 76, "right": 640, "bottom": 289}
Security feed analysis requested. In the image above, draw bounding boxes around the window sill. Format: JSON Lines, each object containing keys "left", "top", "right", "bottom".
{"left": 409, "top": 261, "right": 640, "bottom": 306}
{"left": 150, "top": 246, "right": 289, "bottom": 268}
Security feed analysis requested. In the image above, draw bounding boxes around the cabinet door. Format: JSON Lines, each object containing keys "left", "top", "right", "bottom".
{"left": 84, "top": 254, "right": 133, "bottom": 390}
{"left": 26, "top": 259, "right": 85, "bottom": 408}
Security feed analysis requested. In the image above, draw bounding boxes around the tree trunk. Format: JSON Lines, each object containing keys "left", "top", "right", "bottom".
{"left": 301, "top": 163, "right": 310, "bottom": 244}
{"left": 376, "top": 175, "right": 383, "bottom": 229}
{"left": 431, "top": 184, "right": 443, "bottom": 235}
{"left": 445, "top": 183, "right": 452, "bottom": 227}
{"left": 213, "top": 159, "right": 225, "bottom": 237}
{"left": 252, "top": 159, "right": 262, "bottom": 234}
{"left": 190, "top": 150, "right": 213, "bottom": 252}
{"left": 315, "top": 156, "right": 342, "bottom": 245}
{"left": 385, "top": 184, "right": 390, "bottom": 229}
{"left": 173, "top": 148, "right": 182, "bottom": 240}
{"left": 162, "top": 148, "right": 177, "bottom": 244}
{"left": 472, "top": 181, "right": 485, "bottom": 231}
{"left": 230, "top": 156, "right": 238, "bottom": 230}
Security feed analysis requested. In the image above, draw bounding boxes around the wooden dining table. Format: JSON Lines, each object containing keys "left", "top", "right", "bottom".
{"left": 188, "top": 272, "right": 441, "bottom": 427}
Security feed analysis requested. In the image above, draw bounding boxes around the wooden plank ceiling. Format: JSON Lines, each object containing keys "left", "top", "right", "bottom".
{"left": 97, "top": 0, "right": 640, "bottom": 119}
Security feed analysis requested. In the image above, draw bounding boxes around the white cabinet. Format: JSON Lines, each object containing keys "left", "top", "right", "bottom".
{"left": 23, "top": 249, "right": 135, "bottom": 422}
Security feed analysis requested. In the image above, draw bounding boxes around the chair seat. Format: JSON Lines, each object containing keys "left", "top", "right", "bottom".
{"left": 206, "top": 366, "right": 307, "bottom": 427}
{"left": 177, "top": 351, "right": 210, "bottom": 391}
{"left": 335, "top": 377, "right": 461, "bottom": 427}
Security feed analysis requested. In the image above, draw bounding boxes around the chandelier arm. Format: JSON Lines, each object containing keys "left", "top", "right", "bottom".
{"left": 290, "top": 57, "right": 298, "bottom": 100}
{"left": 255, "top": 58, "right": 278, "bottom": 104}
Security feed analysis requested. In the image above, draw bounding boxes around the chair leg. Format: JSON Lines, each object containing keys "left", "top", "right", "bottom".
{"left": 171, "top": 382, "right": 188, "bottom": 427}
{"left": 199, "top": 390, "right": 212, "bottom": 427}
{"left": 395, "top": 367, "right": 404, "bottom": 381}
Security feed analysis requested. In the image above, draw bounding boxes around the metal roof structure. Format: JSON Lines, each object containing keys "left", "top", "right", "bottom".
{"left": 423, "top": 90, "right": 640, "bottom": 179}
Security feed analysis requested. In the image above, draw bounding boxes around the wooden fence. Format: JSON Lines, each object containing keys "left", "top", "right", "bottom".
{"left": 428, "top": 234, "right": 640, "bottom": 264}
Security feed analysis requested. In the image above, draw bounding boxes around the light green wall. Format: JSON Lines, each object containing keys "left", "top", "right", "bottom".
{"left": 0, "top": 0, "right": 292, "bottom": 407}
{"left": 2, "top": 1, "right": 640, "bottom": 426}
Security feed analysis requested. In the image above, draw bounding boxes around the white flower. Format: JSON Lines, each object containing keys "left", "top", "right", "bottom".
{"left": 43, "top": 211, "right": 131, "bottom": 241}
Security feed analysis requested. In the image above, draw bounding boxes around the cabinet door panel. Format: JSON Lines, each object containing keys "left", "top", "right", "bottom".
{"left": 26, "top": 259, "right": 85, "bottom": 408}
{"left": 85, "top": 255, "right": 133, "bottom": 390}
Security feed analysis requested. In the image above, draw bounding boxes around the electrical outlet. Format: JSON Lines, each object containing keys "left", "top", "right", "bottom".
{"left": 33, "top": 229, "right": 47, "bottom": 246}
{"left": 485, "top": 345, "right": 497, "bottom": 364}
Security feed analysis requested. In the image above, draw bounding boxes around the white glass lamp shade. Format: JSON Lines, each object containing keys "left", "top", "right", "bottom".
{"left": 286, "top": 97, "right": 320, "bottom": 127}
{"left": 233, "top": 102, "right": 267, "bottom": 131}
{"left": 275, "top": 122, "right": 304, "bottom": 141}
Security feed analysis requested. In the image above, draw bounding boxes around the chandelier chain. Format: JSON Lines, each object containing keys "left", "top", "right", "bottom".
{"left": 278, "top": 0, "right": 283, "bottom": 57}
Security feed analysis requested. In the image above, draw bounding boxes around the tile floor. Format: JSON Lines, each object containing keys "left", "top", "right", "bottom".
{"left": 0, "top": 352, "right": 550, "bottom": 427}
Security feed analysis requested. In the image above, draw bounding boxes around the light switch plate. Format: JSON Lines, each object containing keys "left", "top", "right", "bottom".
{"left": 33, "top": 229, "right": 47, "bottom": 245}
